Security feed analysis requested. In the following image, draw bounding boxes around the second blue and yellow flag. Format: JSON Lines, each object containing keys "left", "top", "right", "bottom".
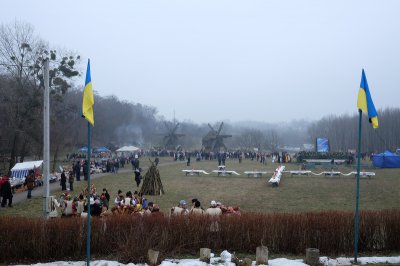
{"left": 357, "top": 69, "right": 378, "bottom": 128}
{"left": 82, "top": 59, "right": 94, "bottom": 126}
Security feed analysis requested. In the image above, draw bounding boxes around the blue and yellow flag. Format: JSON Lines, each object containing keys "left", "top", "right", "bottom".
{"left": 82, "top": 59, "right": 94, "bottom": 126}
{"left": 357, "top": 69, "right": 378, "bottom": 128}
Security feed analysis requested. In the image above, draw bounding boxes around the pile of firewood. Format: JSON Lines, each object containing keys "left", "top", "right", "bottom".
{"left": 140, "top": 161, "right": 164, "bottom": 195}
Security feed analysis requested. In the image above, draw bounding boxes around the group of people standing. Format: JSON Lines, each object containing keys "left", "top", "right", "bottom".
{"left": 170, "top": 198, "right": 236, "bottom": 217}
{"left": 59, "top": 185, "right": 111, "bottom": 217}
{"left": 1, "top": 169, "right": 41, "bottom": 208}
{"left": 60, "top": 170, "right": 75, "bottom": 191}
{"left": 111, "top": 188, "right": 163, "bottom": 217}
{"left": 170, "top": 199, "right": 238, "bottom": 232}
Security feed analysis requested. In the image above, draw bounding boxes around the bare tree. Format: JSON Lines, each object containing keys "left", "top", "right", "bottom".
{"left": 265, "top": 129, "right": 280, "bottom": 152}
{"left": 307, "top": 108, "right": 400, "bottom": 153}
{"left": 0, "top": 21, "right": 79, "bottom": 172}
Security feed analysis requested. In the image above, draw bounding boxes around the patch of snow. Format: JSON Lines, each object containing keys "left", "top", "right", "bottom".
{"left": 320, "top": 256, "right": 400, "bottom": 266}
{"left": 176, "top": 259, "right": 207, "bottom": 266}
{"left": 220, "top": 250, "right": 232, "bottom": 262}
{"left": 358, "top": 256, "right": 400, "bottom": 264}
{"left": 15, "top": 255, "right": 400, "bottom": 266}
{"left": 267, "top": 258, "right": 308, "bottom": 266}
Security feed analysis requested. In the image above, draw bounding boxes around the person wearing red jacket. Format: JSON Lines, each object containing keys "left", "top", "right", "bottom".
{"left": 0, "top": 175, "right": 13, "bottom": 207}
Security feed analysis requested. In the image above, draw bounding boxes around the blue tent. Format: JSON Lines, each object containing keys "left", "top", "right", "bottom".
{"left": 372, "top": 150, "right": 400, "bottom": 168}
{"left": 79, "top": 147, "right": 89, "bottom": 152}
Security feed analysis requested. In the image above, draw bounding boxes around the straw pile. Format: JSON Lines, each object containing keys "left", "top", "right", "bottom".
{"left": 140, "top": 161, "right": 164, "bottom": 195}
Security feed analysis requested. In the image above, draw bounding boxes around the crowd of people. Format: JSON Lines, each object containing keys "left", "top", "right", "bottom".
{"left": 57, "top": 185, "right": 112, "bottom": 217}
{"left": 56, "top": 184, "right": 163, "bottom": 218}
{"left": 2, "top": 148, "right": 272, "bottom": 215}
{"left": 55, "top": 181, "right": 240, "bottom": 219}
{"left": 170, "top": 198, "right": 240, "bottom": 216}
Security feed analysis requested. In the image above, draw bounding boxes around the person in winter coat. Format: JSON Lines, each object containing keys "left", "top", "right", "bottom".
{"left": 205, "top": 200, "right": 222, "bottom": 232}
{"left": 151, "top": 204, "right": 164, "bottom": 218}
{"left": 0, "top": 176, "right": 13, "bottom": 207}
{"left": 132, "top": 154, "right": 140, "bottom": 171}
{"left": 0, "top": 175, "right": 7, "bottom": 202}
{"left": 74, "top": 161, "right": 81, "bottom": 181}
{"left": 24, "top": 170, "right": 35, "bottom": 199}
{"left": 101, "top": 188, "right": 110, "bottom": 209}
{"left": 83, "top": 160, "right": 89, "bottom": 181}
{"left": 63, "top": 195, "right": 76, "bottom": 216}
{"left": 205, "top": 200, "right": 222, "bottom": 216}
{"left": 114, "top": 189, "right": 124, "bottom": 206}
{"left": 134, "top": 169, "right": 142, "bottom": 187}
{"left": 190, "top": 200, "right": 204, "bottom": 215}
{"left": 171, "top": 199, "right": 189, "bottom": 215}
{"left": 68, "top": 172, "right": 74, "bottom": 191}
{"left": 60, "top": 170, "right": 67, "bottom": 191}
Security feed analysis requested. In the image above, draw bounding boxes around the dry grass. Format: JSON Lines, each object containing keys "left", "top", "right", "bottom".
{"left": 1, "top": 157, "right": 399, "bottom": 217}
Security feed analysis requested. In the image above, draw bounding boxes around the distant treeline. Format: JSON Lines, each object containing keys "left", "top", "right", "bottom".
{"left": 1, "top": 21, "right": 398, "bottom": 174}
{"left": 308, "top": 108, "right": 400, "bottom": 153}
{"left": 296, "top": 151, "right": 352, "bottom": 163}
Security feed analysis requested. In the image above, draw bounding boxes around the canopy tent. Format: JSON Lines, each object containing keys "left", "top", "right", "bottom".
{"left": 11, "top": 160, "right": 43, "bottom": 178}
{"left": 93, "top": 147, "right": 111, "bottom": 153}
{"left": 372, "top": 150, "right": 400, "bottom": 168}
{"left": 78, "top": 147, "right": 89, "bottom": 152}
{"left": 116, "top": 146, "right": 140, "bottom": 152}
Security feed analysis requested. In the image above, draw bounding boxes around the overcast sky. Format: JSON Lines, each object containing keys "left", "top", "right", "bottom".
{"left": 2, "top": 0, "right": 400, "bottom": 124}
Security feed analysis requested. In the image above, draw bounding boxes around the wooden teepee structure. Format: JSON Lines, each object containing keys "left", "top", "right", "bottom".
{"left": 140, "top": 161, "right": 164, "bottom": 195}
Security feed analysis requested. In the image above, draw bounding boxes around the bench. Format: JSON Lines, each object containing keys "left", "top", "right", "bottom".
{"left": 323, "top": 171, "right": 341, "bottom": 177}
{"left": 212, "top": 170, "right": 240, "bottom": 176}
{"left": 182, "top": 170, "right": 209, "bottom": 176}
{"left": 244, "top": 171, "right": 267, "bottom": 177}
{"left": 287, "top": 170, "right": 311, "bottom": 177}
{"left": 351, "top": 171, "right": 375, "bottom": 178}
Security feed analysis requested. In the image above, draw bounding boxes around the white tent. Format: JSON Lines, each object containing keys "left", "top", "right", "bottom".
{"left": 116, "top": 146, "right": 140, "bottom": 152}
{"left": 11, "top": 160, "right": 43, "bottom": 178}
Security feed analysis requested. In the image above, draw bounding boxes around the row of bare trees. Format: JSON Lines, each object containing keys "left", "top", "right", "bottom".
{"left": 0, "top": 21, "right": 81, "bottom": 173}
{"left": 0, "top": 21, "right": 161, "bottom": 173}
{"left": 2, "top": 21, "right": 398, "bottom": 176}
{"left": 308, "top": 108, "right": 400, "bottom": 153}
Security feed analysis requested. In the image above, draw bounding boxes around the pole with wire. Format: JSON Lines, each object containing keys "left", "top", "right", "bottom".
{"left": 42, "top": 59, "right": 50, "bottom": 219}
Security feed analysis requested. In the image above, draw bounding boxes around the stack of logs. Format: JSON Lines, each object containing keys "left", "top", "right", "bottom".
{"left": 140, "top": 161, "right": 164, "bottom": 195}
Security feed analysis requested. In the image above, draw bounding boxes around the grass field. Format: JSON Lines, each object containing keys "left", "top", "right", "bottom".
{"left": 1, "top": 157, "right": 399, "bottom": 217}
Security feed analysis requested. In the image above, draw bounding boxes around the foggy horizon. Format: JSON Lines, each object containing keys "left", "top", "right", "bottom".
{"left": 2, "top": 0, "right": 400, "bottom": 125}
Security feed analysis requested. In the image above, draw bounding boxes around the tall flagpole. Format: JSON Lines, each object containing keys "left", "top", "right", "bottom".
{"left": 354, "top": 109, "right": 362, "bottom": 262}
{"left": 86, "top": 122, "right": 91, "bottom": 266}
